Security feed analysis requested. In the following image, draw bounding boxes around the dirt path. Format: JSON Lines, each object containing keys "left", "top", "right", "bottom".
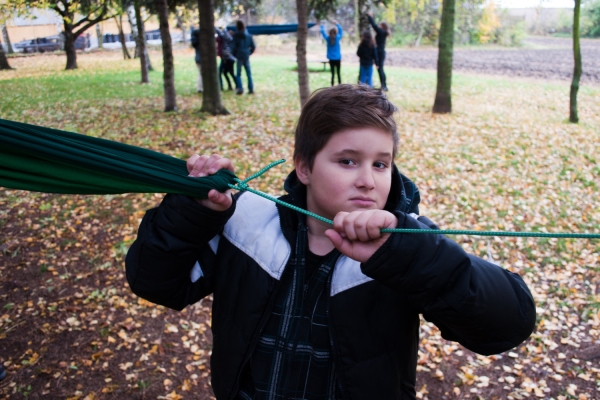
{"left": 374, "top": 37, "right": 600, "bottom": 83}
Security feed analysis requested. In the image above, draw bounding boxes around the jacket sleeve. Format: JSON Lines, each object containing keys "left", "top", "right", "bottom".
{"left": 126, "top": 194, "right": 236, "bottom": 311}
{"left": 320, "top": 25, "right": 328, "bottom": 41}
{"left": 337, "top": 23, "right": 343, "bottom": 39}
{"left": 249, "top": 35, "right": 256, "bottom": 55}
{"left": 361, "top": 212, "right": 536, "bottom": 356}
{"left": 368, "top": 15, "right": 383, "bottom": 36}
{"left": 373, "top": 47, "right": 379, "bottom": 65}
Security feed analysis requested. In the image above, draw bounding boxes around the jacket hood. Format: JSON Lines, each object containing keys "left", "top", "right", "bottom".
{"left": 283, "top": 164, "right": 420, "bottom": 216}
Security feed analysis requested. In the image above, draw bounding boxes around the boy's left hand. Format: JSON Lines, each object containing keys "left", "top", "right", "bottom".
{"left": 325, "top": 210, "right": 397, "bottom": 263}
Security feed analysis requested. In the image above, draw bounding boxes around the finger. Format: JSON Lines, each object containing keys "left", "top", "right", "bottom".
{"left": 342, "top": 212, "right": 360, "bottom": 241}
{"left": 333, "top": 212, "right": 354, "bottom": 239}
{"left": 208, "top": 189, "right": 232, "bottom": 208}
{"left": 366, "top": 212, "right": 384, "bottom": 240}
{"left": 354, "top": 212, "right": 375, "bottom": 242}
{"left": 186, "top": 154, "right": 200, "bottom": 174}
{"left": 189, "top": 155, "right": 210, "bottom": 177}
{"left": 325, "top": 229, "right": 354, "bottom": 257}
{"left": 201, "top": 154, "right": 223, "bottom": 176}
{"left": 206, "top": 157, "right": 235, "bottom": 175}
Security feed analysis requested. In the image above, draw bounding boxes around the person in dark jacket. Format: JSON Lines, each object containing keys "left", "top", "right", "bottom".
{"left": 216, "top": 28, "right": 236, "bottom": 91}
{"left": 190, "top": 28, "right": 202, "bottom": 93}
{"left": 368, "top": 12, "right": 390, "bottom": 91}
{"left": 126, "top": 84, "right": 536, "bottom": 399}
{"left": 230, "top": 20, "right": 256, "bottom": 95}
{"left": 356, "top": 30, "right": 379, "bottom": 87}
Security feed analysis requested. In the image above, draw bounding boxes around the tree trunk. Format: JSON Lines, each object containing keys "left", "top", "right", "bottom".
{"left": 64, "top": 28, "right": 78, "bottom": 70}
{"left": 2, "top": 25, "right": 14, "bottom": 54}
{"left": 115, "top": 15, "right": 132, "bottom": 60}
{"left": 127, "top": 5, "right": 140, "bottom": 58}
{"left": 0, "top": 37, "right": 13, "bottom": 70}
{"left": 357, "top": 0, "right": 369, "bottom": 37}
{"left": 199, "top": 0, "right": 229, "bottom": 115}
{"left": 354, "top": 0, "right": 359, "bottom": 41}
{"left": 134, "top": 0, "right": 149, "bottom": 83}
{"left": 432, "top": 0, "right": 455, "bottom": 114}
{"left": 569, "top": 0, "right": 582, "bottom": 124}
{"left": 96, "top": 23, "right": 103, "bottom": 49}
{"left": 296, "top": 0, "right": 310, "bottom": 107}
{"left": 156, "top": 0, "right": 177, "bottom": 112}
{"left": 175, "top": 10, "right": 187, "bottom": 44}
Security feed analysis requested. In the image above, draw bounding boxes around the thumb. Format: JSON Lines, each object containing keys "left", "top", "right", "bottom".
{"left": 325, "top": 229, "right": 354, "bottom": 256}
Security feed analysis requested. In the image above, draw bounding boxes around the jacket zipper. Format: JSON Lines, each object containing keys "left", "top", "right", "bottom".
{"left": 326, "top": 273, "right": 348, "bottom": 399}
{"left": 227, "top": 212, "right": 292, "bottom": 399}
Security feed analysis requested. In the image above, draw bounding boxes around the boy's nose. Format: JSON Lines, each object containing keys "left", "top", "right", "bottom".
{"left": 355, "top": 167, "right": 375, "bottom": 190}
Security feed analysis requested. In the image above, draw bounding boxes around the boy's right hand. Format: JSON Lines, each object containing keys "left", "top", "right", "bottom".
{"left": 187, "top": 154, "right": 235, "bottom": 211}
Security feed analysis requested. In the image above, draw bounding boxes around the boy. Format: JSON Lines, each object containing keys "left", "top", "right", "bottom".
{"left": 126, "top": 84, "right": 535, "bottom": 399}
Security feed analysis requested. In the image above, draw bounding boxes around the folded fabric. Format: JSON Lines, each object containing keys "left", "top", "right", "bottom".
{"left": 0, "top": 118, "right": 236, "bottom": 198}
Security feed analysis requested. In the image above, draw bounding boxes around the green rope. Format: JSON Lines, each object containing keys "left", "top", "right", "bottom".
{"left": 228, "top": 160, "right": 600, "bottom": 240}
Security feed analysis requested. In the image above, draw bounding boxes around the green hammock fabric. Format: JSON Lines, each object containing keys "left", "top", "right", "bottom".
{"left": 0, "top": 118, "right": 236, "bottom": 198}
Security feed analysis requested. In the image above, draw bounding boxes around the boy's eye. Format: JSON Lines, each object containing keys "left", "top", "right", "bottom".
{"left": 340, "top": 159, "right": 356, "bottom": 166}
{"left": 373, "top": 162, "right": 388, "bottom": 169}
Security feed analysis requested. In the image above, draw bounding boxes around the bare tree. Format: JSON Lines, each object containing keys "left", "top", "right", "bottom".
{"left": 134, "top": 0, "right": 149, "bottom": 83}
{"left": 115, "top": 13, "right": 132, "bottom": 59}
{"left": 296, "top": 0, "right": 310, "bottom": 107}
{"left": 569, "top": 0, "right": 582, "bottom": 123}
{"left": 0, "top": 34, "right": 13, "bottom": 70}
{"left": 28, "top": 0, "right": 113, "bottom": 70}
{"left": 156, "top": 0, "right": 176, "bottom": 111}
{"left": 199, "top": 0, "right": 229, "bottom": 115}
{"left": 2, "top": 25, "right": 14, "bottom": 54}
{"left": 432, "top": 0, "right": 455, "bottom": 114}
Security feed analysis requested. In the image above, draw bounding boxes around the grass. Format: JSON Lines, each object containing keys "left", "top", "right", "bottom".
{"left": 1, "top": 48, "right": 600, "bottom": 399}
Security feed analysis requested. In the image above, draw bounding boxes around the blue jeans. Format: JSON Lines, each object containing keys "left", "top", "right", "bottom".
{"left": 236, "top": 59, "right": 254, "bottom": 92}
{"left": 359, "top": 65, "right": 373, "bottom": 87}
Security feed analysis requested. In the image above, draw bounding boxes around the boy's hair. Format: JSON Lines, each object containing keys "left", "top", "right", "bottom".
{"left": 380, "top": 22, "right": 390, "bottom": 33}
{"left": 294, "top": 84, "right": 398, "bottom": 170}
{"left": 236, "top": 20, "right": 245, "bottom": 32}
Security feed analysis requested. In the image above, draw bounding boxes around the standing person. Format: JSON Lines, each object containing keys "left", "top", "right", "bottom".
{"left": 216, "top": 28, "right": 235, "bottom": 91}
{"left": 230, "top": 20, "right": 256, "bottom": 95}
{"left": 126, "top": 84, "right": 535, "bottom": 399}
{"left": 320, "top": 20, "right": 343, "bottom": 86}
{"left": 356, "top": 30, "right": 379, "bottom": 87}
{"left": 368, "top": 11, "right": 390, "bottom": 91}
{"left": 190, "top": 27, "right": 202, "bottom": 93}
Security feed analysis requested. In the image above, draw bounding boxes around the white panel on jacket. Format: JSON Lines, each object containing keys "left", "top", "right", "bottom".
{"left": 190, "top": 261, "right": 203, "bottom": 283}
{"left": 331, "top": 255, "right": 373, "bottom": 296}
{"left": 222, "top": 192, "right": 291, "bottom": 280}
{"left": 189, "top": 235, "right": 220, "bottom": 283}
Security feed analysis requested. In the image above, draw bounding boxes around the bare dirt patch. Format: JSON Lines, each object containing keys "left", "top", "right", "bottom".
{"left": 380, "top": 37, "right": 600, "bottom": 83}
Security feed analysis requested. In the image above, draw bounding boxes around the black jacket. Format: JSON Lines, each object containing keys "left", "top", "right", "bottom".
{"left": 368, "top": 15, "right": 389, "bottom": 51}
{"left": 230, "top": 31, "right": 256, "bottom": 63}
{"left": 126, "top": 167, "right": 536, "bottom": 399}
{"left": 357, "top": 42, "right": 379, "bottom": 67}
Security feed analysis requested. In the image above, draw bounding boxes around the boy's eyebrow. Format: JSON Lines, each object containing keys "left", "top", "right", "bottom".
{"left": 332, "top": 149, "right": 393, "bottom": 159}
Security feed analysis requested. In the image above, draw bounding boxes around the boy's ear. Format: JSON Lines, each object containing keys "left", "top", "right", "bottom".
{"left": 294, "top": 158, "right": 311, "bottom": 185}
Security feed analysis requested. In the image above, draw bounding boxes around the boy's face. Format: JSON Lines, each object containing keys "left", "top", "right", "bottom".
{"left": 296, "top": 127, "right": 394, "bottom": 221}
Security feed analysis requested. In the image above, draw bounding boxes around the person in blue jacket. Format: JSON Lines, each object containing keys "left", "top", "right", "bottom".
{"left": 230, "top": 20, "right": 256, "bottom": 95}
{"left": 320, "top": 20, "right": 343, "bottom": 86}
{"left": 368, "top": 12, "right": 390, "bottom": 91}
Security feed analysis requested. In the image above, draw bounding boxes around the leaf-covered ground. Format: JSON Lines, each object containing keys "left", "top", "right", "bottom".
{"left": 1, "top": 46, "right": 599, "bottom": 400}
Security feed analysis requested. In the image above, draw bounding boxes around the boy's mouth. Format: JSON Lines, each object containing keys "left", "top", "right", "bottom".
{"left": 350, "top": 196, "right": 376, "bottom": 207}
